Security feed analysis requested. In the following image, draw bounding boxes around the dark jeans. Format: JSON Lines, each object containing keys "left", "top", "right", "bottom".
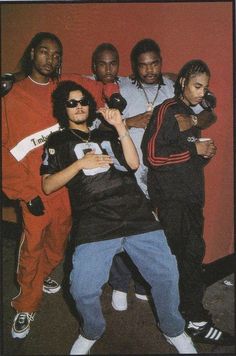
{"left": 158, "top": 200, "right": 208, "bottom": 321}
{"left": 109, "top": 251, "right": 150, "bottom": 295}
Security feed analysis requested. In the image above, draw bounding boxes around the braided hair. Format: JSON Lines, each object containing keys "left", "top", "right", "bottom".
{"left": 174, "top": 59, "right": 210, "bottom": 98}
{"left": 130, "top": 38, "right": 162, "bottom": 87}
{"left": 18, "top": 32, "right": 63, "bottom": 81}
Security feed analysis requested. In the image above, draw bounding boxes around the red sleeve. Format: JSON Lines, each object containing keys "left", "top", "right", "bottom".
{"left": 62, "top": 74, "right": 105, "bottom": 107}
{"left": 62, "top": 74, "right": 119, "bottom": 108}
{"left": 2, "top": 96, "right": 42, "bottom": 202}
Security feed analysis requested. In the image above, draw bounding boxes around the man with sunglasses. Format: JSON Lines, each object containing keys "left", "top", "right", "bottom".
{"left": 41, "top": 79, "right": 197, "bottom": 355}
{"left": 2, "top": 32, "right": 115, "bottom": 339}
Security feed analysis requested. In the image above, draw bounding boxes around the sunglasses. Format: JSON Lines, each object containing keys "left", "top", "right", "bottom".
{"left": 65, "top": 97, "right": 89, "bottom": 108}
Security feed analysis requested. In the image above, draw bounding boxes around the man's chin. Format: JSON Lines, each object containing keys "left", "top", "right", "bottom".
{"left": 69, "top": 118, "right": 87, "bottom": 125}
{"left": 103, "top": 77, "right": 115, "bottom": 84}
{"left": 142, "top": 77, "right": 159, "bottom": 85}
{"left": 76, "top": 119, "right": 87, "bottom": 124}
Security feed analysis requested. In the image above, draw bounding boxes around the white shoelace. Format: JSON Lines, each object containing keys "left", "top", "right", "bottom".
{"left": 16, "top": 312, "right": 35, "bottom": 323}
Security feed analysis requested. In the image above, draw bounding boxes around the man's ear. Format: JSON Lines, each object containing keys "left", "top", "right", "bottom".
{"left": 92, "top": 63, "right": 97, "bottom": 74}
{"left": 180, "top": 77, "right": 186, "bottom": 90}
{"left": 30, "top": 48, "right": 34, "bottom": 60}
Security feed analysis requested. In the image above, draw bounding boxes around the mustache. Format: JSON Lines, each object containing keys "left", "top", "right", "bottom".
{"left": 144, "top": 73, "right": 159, "bottom": 78}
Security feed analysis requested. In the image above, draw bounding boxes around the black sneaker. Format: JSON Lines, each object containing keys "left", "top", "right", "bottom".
{"left": 11, "top": 312, "right": 35, "bottom": 339}
{"left": 186, "top": 320, "right": 234, "bottom": 345}
{"left": 43, "top": 277, "right": 61, "bottom": 294}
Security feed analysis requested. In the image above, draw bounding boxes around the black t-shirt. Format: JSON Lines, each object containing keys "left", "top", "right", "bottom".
{"left": 41, "top": 128, "right": 161, "bottom": 245}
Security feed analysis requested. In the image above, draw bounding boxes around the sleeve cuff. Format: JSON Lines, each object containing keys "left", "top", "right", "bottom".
{"left": 188, "top": 141, "right": 198, "bottom": 156}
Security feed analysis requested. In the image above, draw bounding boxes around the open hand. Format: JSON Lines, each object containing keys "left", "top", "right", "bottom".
{"left": 80, "top": 150, "right": 113, "bottom": 169}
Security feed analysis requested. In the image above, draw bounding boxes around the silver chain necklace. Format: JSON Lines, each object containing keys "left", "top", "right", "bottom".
{"left": 28, "top": 75, "right": 50, "bottom": 86}
{"left": 141, "top": 83, "right": 161, "bottom": 111}
{"left": 69, "top": 129, "right": 91, "bottom": 143}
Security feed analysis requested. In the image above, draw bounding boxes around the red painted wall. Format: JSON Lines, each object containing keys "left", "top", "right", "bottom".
{"left": 1, "top": 2, "right": 234, "bottom": 263}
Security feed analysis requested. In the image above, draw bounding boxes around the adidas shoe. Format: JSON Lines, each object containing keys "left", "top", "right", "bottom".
{"left": 111, "top": 290, "right": 128, "bottom": 311}
{"left": 43, "top": 277, "right": 61, "bottom": 294}
{"left": 70, "top": 334, "right": 97, "bottom": 355}
{"left": 11, "top": 312, "right": 35, "bottom": 339}
{"left": 186, "top": 320, "right": 234, "bottom": 345}
{"left": 164, "top": 331, "right": 197, "bottom": 353}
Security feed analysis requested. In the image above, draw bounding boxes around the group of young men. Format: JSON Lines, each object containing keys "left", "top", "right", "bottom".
{"left": 2, "top": 32, "right": 234, "bottom": 354}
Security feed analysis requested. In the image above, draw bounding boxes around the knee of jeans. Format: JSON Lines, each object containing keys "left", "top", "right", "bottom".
{"left": 70, "top": 278, "right": 100, "bottom": 301}
{"left": 70, "top": 280, "right": 86, "bottom": 300}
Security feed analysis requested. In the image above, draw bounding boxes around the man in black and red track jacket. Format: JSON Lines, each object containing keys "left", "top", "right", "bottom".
{"left": 142, "top": 59, "right": 234, "bottom": 346}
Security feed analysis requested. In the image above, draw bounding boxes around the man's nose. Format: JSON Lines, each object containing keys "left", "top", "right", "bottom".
{"left": 105, "top": 64, "right": 112, "bottom": 73}
{"left": 46, "top": 54, "right": 53, "bottom": 63}
{"left": 76, "top": 102, "right": 83, "bottom": 108}
{"left": 200, "top": 88, "right": 205, "bottom": 97}
{"left": 146, "top": 64, "right": 154, "bottom": 72}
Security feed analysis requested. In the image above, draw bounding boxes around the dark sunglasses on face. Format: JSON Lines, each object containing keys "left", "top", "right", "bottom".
{"left": 65, "top": 97, "right": 90, "bottom": 108}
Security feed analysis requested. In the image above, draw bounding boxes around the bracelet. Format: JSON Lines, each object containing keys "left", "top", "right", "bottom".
{"left": 191, "top": 115, "right": 198, "bottom": 126}
{"left": 119, "top": 131, "right": 130, "bottom": 141}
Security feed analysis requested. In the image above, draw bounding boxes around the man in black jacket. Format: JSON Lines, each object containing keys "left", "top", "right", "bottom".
{"left": 142, "top": 59, "right": 233, "bottom": 346}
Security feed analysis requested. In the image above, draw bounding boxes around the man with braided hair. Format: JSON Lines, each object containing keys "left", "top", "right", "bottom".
{"left": 142, "top": 59, "right": 233, "bottom": 346}
{"left": 109, "top": 38, "right": 217, "bottom": 312}
{"left": 2, "top": 32, "right": 114, "bottom": 339}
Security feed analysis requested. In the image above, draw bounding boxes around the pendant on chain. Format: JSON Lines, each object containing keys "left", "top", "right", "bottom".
{"left": 147, "top": 103, "right": 154, "bottom": 112}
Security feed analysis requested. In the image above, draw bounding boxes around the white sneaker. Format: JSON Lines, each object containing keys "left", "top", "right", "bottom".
{"left": 11, "top": 312, "right": 35, "bottom": 339}
{"left": 70, "top": 335, "right": 97, "bottom": 355}
{"left": 111, "top": 290, "right": 128, "bottom": 311}
{"left": 164, "top": 331, "right": 197, "bottom": 354}
{"left": 135, "top": 293, "right": 148, "bottom": 301}
{"left": 43, "top": 277, "right": 61, "bottom": 294}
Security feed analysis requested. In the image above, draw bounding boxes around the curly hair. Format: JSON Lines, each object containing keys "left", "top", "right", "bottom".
{"left": 174, "top": 59, "right": 211, "bottom": 98}
{"left": 51, "top": 80, "right": 97, "bottom": 129}
{"left": 130, "top": 38, "right": 162, "bottom": 84}
{"left": 18, "top": 32, "right": 63, "bottom": 80}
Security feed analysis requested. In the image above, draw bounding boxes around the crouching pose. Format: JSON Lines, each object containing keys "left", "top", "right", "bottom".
{"left": 40, "top": 80, "right": 197, "bottom": 354}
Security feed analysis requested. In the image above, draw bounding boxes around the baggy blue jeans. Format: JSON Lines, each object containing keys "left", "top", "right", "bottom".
{"left": 70, "top": 230, "right": 185, "bottom": 340}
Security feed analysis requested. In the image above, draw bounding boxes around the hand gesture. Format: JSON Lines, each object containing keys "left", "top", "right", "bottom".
{"left": 126, "top": 111, "right": 152, "bottom": 129}
{"left": 175, "top": 114, "right": 193, "bottom": 132}
{"left": 195, "top": 139, "right": 217, "bottom": 158}
{"left": 98, "top": 107, "right": 123, "bottom": 128}
{"left": 80, "top": 150, "right": 113, "bottom": 169}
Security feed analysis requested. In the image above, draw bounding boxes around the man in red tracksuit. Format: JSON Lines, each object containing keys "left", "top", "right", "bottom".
{"left": 2, "top": 32, "right": 116, "bottom": 339}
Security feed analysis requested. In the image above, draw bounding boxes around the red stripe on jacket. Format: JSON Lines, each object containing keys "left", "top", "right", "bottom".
{"left": 147, "top": 99, "right": 191, "bottom": 166}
